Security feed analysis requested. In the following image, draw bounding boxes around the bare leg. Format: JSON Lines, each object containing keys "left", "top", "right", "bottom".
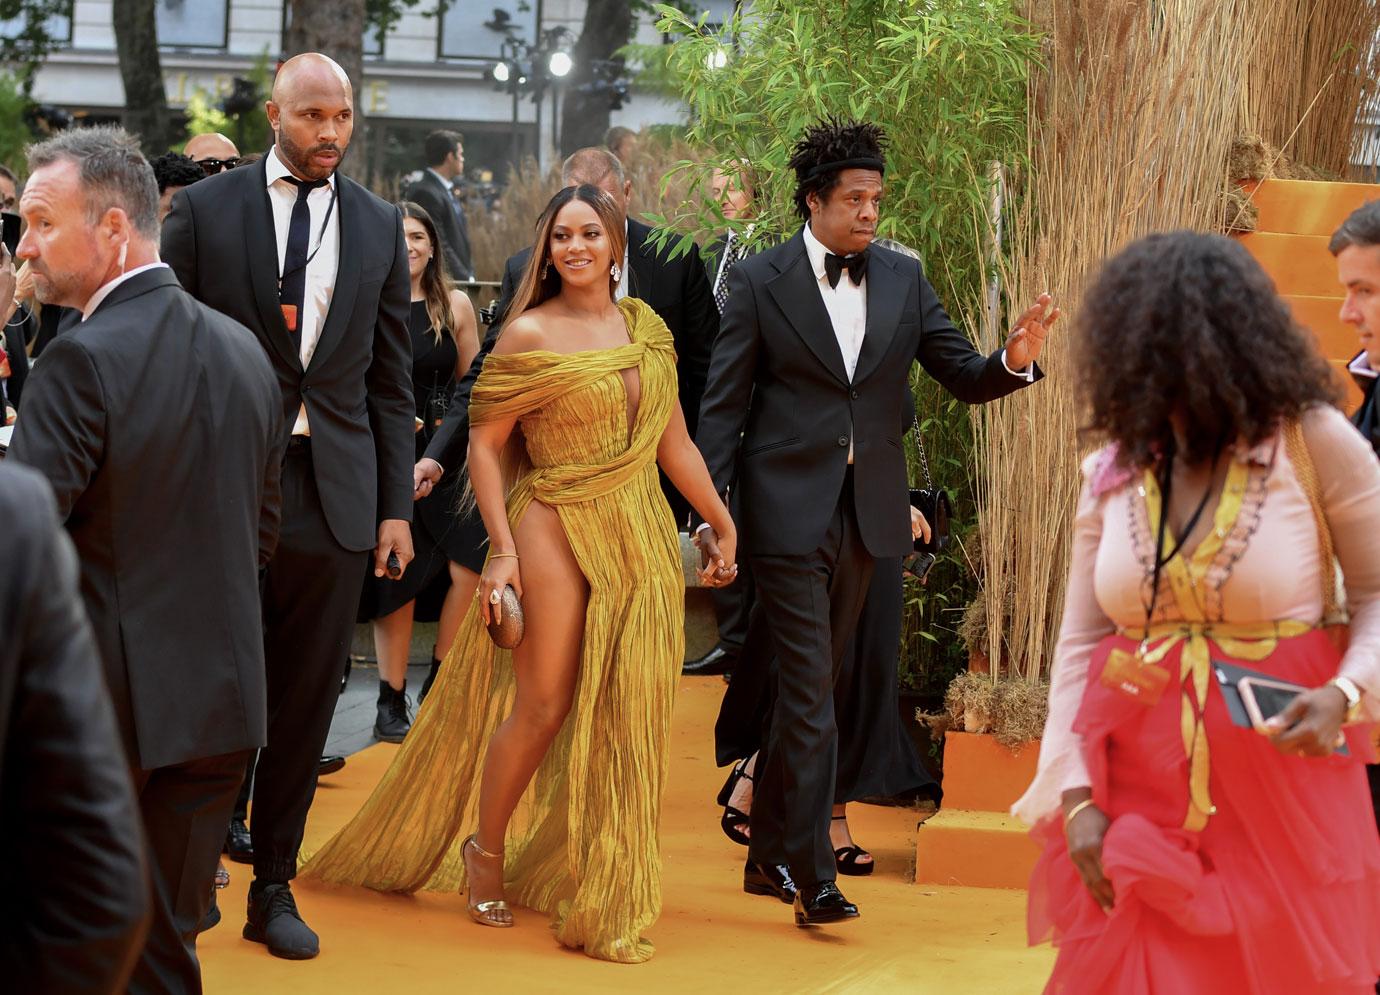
{"left": 373, "top": 601, "right": 413, "bottom": 691}
{"left": 727, "top": 750, "right": 758, "bottom": 838}
{"left": 469, "top": 502, "right": 588, "bottom": 907}
{"left": 438, "top": 562, "right": 480, "bottom": 653}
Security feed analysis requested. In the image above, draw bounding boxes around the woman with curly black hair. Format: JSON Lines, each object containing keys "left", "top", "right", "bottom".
{"left": 1015, "top": 231, "right": 1380, "bottom": 993}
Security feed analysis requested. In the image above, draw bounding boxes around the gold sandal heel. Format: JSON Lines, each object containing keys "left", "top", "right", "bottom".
{"left": 462, "top": 834, "right": 513, "bottom": 928}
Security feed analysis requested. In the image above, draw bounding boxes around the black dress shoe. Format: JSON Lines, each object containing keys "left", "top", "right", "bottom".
{"left": 374, "top": 681, "right": 412, "bottom": 742}
{"left": 225, "top": 816, "right": 253, "bottom": 863}
{"left": 317, "top": 755, "right": 346, "bottom": 777}
{"left": 793, "top": 880, "right": 859, "bottom": 927}
{"left": 244, "top": 882, "right": 319, "bottom": 959}
{"left": 682, "top": 645, "right": 738, "bottom": 677}
{"left": 743, "top": 860, "right": 797, "bottom": 903}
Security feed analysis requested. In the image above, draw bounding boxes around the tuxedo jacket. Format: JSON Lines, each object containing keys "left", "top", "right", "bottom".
{"left": 422, "top": 215, "right": 720, "bottom": 471}
{"left": 696, "top": 230, "right": 1041, "bottom": 558}
{"left": 403, "top": 169, "right": 473, "bottom": 280}
{"left": 162, "top": 158, "right": 415, "bottom": 552}
{"left": 1350, "top": 352, "right": 1380, "bottom": 456}
{"left": 9, "top": 268, "right": 283, "bottom": 770}
{"left": 0, "top": 463, "right": 148, "bottom": 991}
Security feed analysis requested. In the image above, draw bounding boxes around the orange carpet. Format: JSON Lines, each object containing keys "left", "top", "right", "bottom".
{"left": 200, "top": 678, "right": 1052, "bottom": 993}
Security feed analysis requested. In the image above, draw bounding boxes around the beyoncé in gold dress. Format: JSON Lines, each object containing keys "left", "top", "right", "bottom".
{"left": 300, "top": 182, "right": 737, "bottom": 964}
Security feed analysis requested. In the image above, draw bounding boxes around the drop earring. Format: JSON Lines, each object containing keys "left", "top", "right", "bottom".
{"left": 542, "top": 261, "right": 551, "bottom": 279}
{"left": 610, "top": 262, "right": 622, "bottom": 282}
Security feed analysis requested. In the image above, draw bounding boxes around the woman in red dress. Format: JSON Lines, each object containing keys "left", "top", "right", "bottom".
{"left": 1016, "top": 232, "right": 1380, "bottom": 993}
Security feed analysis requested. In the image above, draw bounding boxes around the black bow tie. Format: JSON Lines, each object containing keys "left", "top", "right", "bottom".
{"left": 823, "top": 250, "right": 867, "bottom": 288}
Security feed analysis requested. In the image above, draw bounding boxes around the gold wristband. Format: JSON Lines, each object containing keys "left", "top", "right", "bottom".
{"left": 489, "top": 552, "right": 519, "bottom": 560}
{"left": 1064, "top": 798, "right": 1097, "bottom": 826}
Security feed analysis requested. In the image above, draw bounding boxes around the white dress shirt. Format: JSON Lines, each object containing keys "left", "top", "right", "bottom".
{"left": 81, "top": 262, "right": 170, "bottom": 321}
{"left": 802, "top": 223, "right": 868, "bottom": 381}
{"left": 1350, "top": 352, "right": 1378, "bottom": 379}
{"left": 266, "top": 146, "right": 341, "bottom": 435}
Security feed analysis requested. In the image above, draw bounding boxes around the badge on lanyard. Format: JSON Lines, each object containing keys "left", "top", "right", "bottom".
{"left": 281, "top": 304, "right": 298, "bottom": 333}
{"left": 1101, "top": 646, "right": 1170, "bottom": 705}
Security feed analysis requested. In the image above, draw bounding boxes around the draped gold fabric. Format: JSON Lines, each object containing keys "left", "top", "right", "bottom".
{"left": 299, "top": 298, "right": 685, "bottom": 963}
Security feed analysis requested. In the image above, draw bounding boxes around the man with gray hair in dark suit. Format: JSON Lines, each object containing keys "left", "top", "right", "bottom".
{"left": 9, "top": 125, "right": 283, "bottom": 994}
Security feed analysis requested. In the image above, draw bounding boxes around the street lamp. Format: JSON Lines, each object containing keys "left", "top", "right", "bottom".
{"left": 486, "top": 22, "right": 576, "bottom": 173}
{"left": 548, "top": 51, "right": 573, "bottom": 78}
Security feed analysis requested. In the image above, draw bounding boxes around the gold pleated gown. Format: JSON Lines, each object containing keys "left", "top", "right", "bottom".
{"left": 300, "top": 298, "right": 685, "bottom": 963}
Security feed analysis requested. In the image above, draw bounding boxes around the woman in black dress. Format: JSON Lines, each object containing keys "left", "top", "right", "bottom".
{"left": 361, "top": 202, "right": 485, "bottom": 741}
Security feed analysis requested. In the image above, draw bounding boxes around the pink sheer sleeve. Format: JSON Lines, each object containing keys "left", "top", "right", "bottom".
{"left": 1301, "top": 406, "right": 1380, "bottom": 719}
{"left": 1012, "top": 450, "right": 1117, "bottom": 824}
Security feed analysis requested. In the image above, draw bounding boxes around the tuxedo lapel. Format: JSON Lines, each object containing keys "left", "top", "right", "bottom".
{"left": 244, "top": 161, "right": 302, "bottom": 371}
{"left": 852, "top": 249, "right": 905, "bottom": 383}
{"left": 766, "top": 234, "right": 849, "bottom": 385}
{"left": 307, "top": 176, "right": 363, "bottom": 373}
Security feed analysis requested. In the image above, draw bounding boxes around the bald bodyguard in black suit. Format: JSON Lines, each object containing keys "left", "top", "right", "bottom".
{"left": 162, "top": 54, "right": 414, "bottom": 959}
{"left": 10, "top": 127, "right": 282, "bottom": 993}
{"left": 694, "top": 121, "right": 1057, "bottom": 926}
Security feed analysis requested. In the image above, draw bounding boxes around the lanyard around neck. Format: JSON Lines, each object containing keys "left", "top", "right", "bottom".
{"left": 279, "top": 181, "right": 338, "bottom": 288}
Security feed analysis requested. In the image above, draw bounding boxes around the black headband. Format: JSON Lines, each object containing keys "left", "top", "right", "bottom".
{"left": 805, "top": 156, "right": 885, "bottom": 179}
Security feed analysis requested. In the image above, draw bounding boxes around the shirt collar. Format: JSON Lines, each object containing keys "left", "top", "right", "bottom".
{"left": 1349, "top": 351, "right": 1378, "bottom": 379}
{"left": 81, "top": 262, "right": 169, "bottom": 321}
{"left": 265, "top": 146, "right": 338, "bottom": 193}
{"left": 426, "top": 167, "right": 453, "bottom": 191}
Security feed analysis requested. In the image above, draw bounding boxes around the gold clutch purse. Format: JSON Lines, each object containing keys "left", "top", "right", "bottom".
{"left": 485, "top": 585, "right": 525, "bottom": 649}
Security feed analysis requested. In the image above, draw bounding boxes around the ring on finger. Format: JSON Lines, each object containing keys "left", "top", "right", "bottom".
{"left": 489, "top": 588, "right": 501, "bottom": 604}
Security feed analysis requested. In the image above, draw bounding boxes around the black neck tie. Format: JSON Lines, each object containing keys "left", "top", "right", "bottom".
{"left": 279, "top": 176, "right": 328, "bottom": 332}
{"left": 824, "top": 249, "right": 868, "bottom": 289}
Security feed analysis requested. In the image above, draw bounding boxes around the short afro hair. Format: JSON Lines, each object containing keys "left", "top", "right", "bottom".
{"left": 787, "top": 118, "right": 887, "bottom": 223}
{"left": 150, "top": 151, "right": 204, "bottom": 194}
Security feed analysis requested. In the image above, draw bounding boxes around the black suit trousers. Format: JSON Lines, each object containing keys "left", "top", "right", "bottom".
{"left": 127, "top": 749, "right": 251, "bottom": 995}
{"left": 746, "top": 470, "right": 874, "bottom": 886}
{"left": 252, "top": 444, "right": 370, "bottom": 881}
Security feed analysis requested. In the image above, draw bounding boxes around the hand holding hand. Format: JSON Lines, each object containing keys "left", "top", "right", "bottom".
{"left": 1264, "top": 685, "right": 1347, "bottom": 757}
{"left": 695, "top": 526, "right": 739, "bottom": 588}
{"left": 1004, "top": 292, "right": 1060, "bottom": 372}
{"left": 413, "top": 458, "right": 443, "bottom": 499}
{"left": 374, "top": 519, "right": 414, "bottom": 579}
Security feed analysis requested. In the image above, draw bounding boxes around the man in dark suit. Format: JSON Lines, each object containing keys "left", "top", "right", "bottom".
{"left": 0, "top": 461, "right": 151, "bottom": 995}
{"left": 9, "top": 126, "right": 283, "bottom": 993}
{"left": 414, "top": 147, "right": 719, "bottom": 528}
{"left": 403, "top": 129, "right": 473, "bottom": 281}
{"left": 162, "top": 53, "right": 415, "bottom": 960}
{"left": 1330, "top": 198, "right": 1380, "bottom": 833}
{"left": 694, "top": 120, "right": 1057, "bottom": 925}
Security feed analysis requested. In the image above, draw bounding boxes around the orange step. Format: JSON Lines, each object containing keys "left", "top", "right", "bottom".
{"left": 1239, "top": 232, "right": 1343, "bottom": 297}
{"left": 915, "top": 809, "right": 1040, "bottom": 889}
{"left": 1286, "top": 293, "right": 1353, "bottom": 359}
{"left": 1245, "top": 179, "right": 1378, "bottom": 237}
{"left": 941, "top": 732, "right": 1040, "bottom": 813}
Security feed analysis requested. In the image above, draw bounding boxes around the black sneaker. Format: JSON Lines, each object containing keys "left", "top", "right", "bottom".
{"left": 243, "top": 882, "right": 319, "bottom": 959}
{"left": 374, "top": 681, "right": 412, "bottom": 743}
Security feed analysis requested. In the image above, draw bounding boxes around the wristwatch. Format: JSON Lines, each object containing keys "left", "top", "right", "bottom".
{"left": 1329, "top": 675, "right": 1365, "bottom": 723}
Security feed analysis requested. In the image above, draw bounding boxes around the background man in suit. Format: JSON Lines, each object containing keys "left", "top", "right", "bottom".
{"left": 162, "top": 53, "right": 415, "bottom": 960}
{"left": 688, "top": 160, "right": 761, "bottom": 679}
{"left": 184, "top": 132, "right": 241, "bottom": 175}
{"left": 414, "top": 147, "right": 719, "bottom": 528}
{"left": 694, "top": 120, "right": 1057, "bottom": 926}
{"left": 403, "top": 129, "right": 473, "bottom": 281}
{"left": 8, "top": 126, "right": 283, "bottom": 993}
{"left": 0, "top": 461, "right": 151, "bottom": 995}
{"left": 1330, "top": 198, "right": 1380, "bottom": 831}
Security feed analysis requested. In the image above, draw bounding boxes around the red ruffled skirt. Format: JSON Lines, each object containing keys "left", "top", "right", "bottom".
{"left": 1029, "top": 629, "right": 1380, "bottom": 994}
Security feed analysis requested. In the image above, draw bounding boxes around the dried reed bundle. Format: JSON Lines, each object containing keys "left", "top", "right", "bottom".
{"left": 973, "top": 0, "right": 1269, "bottom": 687}
{"left": 1238, "top": 0, "right": 1380, "bottom": 175}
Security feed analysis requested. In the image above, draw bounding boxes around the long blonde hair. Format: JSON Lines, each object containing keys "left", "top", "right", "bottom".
{"left": 502, "top": 183, "right": 626, "bottom": 333}
{"left": 397, "top": 201, "right": 455, "bottom": 344}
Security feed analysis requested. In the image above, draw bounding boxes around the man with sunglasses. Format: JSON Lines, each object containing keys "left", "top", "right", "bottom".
{"left": 184, "top": 132, "right": 241, "bottom": 176}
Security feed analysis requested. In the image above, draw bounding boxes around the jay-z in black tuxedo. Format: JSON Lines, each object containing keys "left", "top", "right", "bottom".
{"left": 693, "top": 121, "right": 1057, "bottom": 923}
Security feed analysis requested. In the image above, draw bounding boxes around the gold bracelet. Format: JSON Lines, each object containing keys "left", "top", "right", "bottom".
{"left": 1064, "top": 798, "right": 1097, "bottom": 825}
{"left": 489, "top": 552, "right": 519, "bottom": 560}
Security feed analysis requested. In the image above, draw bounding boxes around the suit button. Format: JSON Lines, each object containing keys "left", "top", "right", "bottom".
{"left": 838, "top": 435, "right": 849, "bottom": 447}
{"left": 851, "top": 390, "right": 860, "bottom": 400}
{"left": 303, "top": 385, "right": 312, "bottom": 392}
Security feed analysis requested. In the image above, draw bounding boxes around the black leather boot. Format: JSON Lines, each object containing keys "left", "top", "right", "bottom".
{"left": 374, "top": 679, "right": 412, "bottom": 742}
